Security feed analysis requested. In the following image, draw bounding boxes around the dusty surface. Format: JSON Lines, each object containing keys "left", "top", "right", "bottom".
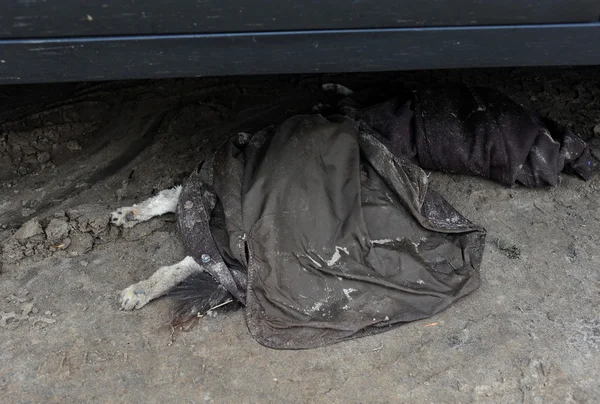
{"left": 1, "top": 68, "right": 599, "bottom": 403}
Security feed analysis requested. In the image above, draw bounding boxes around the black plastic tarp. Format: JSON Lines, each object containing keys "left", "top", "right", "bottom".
{"left": 175, "top": 85, "right": 591, "bottom": 349}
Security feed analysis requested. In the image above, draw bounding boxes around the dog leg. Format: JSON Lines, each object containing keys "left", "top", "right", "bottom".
{"left": 111, "top": 185, "right": 182, "bottom": 228}
{"left": 119, "top": 256, "right": 202, "bottom": 310}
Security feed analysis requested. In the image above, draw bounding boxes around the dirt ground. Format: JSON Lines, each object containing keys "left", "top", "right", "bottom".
{"left": 1, "top": 68, "right": 599, "bottom": 403}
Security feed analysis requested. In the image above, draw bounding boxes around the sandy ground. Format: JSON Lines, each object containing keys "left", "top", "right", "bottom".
{"left": 1, "top": 68, "right": 599, "bottom": 403}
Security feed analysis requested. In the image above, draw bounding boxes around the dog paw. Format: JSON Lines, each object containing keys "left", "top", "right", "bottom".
{"left": 110, "top": 207, "right": 139, "bottom": 228}
{"left": 119, "top": 283, "right": 150, "bottom": 310}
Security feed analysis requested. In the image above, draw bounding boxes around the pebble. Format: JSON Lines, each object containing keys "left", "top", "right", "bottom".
{"left": 80, "top": 260, "right": 89, "bottom": 267}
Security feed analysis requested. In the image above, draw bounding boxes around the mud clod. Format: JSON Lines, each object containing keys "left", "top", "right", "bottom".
{"left": 13, "top": 217, "right": 43, "bottom": 240}
{"left": 45, "top": 218, "right": 69, "bottom": 242}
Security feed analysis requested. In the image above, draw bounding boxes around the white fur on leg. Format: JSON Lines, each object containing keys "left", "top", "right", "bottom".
{"left": 111, "top": 185, "right": 182, "bottom": 228}
{"left": 119, "top": 256, "right": 202, "bottom": 310}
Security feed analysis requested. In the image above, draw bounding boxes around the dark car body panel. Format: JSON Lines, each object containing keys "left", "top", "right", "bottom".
{"left": 0, "top": 1, "right": 599, "bottom": 84}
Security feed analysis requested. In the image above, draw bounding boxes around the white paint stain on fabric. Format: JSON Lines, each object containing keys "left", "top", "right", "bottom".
{"left": 371, "top": 238, "right": 422, "bottom": 250}
{"left": 343, "top": 288, "right": 357, "bottom": 300}
{"left": 371, "top": 238, "right": 395, "bottom": 244}
{"left": 326, "top": 246, "right": 349, "bottom": 266}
